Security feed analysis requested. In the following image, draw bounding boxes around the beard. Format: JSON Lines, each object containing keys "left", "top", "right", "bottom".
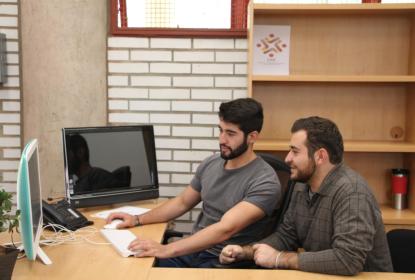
{"left": 220, "top": 138, "right": 249, "bottom": 160}
{"left": 292, "top": 158, "right": 316, "bottom": 183}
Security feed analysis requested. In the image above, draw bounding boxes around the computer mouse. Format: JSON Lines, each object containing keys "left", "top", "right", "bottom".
{"left": 104, "top": 219, "right": 123, "bottom": 230}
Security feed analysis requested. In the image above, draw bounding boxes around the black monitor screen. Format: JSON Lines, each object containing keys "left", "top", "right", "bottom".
{"left": 62, "top": 126, "right": 158, "bottom": 202}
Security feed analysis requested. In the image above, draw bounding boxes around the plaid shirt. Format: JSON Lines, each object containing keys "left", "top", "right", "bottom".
{"left": 260, "top": 163, "right": 393, "bottom": 275}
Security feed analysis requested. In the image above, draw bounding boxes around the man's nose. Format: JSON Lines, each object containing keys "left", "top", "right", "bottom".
{"left": 285, "top": 152, "right": 292, "bottom": 164}
{"left": 219, "top": 133, "right": 227, "bottom": 144}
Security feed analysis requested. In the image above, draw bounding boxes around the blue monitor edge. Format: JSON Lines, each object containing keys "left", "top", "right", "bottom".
{"left": 62, "top": 125, "right": 159, "bottom": 208}
{"left": 16, "top": 139, "right": 52, "bottom": 265}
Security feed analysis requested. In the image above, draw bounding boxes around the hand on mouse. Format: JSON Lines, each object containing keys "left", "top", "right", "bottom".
{"left": 106, "top": 212, "right": 136, "bottom": 228}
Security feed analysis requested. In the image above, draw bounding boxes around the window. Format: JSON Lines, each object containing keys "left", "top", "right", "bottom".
{"left": 110, "top": 0, "right": 249, "bottom": 37}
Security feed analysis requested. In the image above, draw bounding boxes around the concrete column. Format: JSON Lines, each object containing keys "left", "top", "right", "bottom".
{"left": 20, "top": 0, "right": 108, "bottom": 197}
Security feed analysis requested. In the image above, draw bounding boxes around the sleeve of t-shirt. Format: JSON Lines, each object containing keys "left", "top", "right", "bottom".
{"left": 243, "top": 164, "right": 281, "bottom": 217}
{"left": 190, "top": 154, "right": 216, "bottom": 192}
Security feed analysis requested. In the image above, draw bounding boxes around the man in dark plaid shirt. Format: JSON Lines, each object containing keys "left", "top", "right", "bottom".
{"left": 219, "top": 116, "right": 393, "bottom": 275}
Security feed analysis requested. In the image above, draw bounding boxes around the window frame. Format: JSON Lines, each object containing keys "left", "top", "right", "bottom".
{"left": 109, "top": 0, "right": 249, "bottom": 38}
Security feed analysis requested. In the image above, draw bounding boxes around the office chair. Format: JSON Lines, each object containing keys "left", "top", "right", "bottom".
{"left": 387, "top": 229, "right": 415, "bottom": 273}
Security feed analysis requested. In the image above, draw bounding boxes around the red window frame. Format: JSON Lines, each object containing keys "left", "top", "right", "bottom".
{"left": 110, "top": 0, "right": 249, "bottom": 38}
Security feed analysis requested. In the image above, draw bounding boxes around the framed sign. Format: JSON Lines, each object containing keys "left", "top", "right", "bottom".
{"left": 253, "top": 25, "right": 291, "bottom": 75}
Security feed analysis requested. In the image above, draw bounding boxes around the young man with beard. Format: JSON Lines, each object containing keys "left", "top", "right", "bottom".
{"left": 219, "top": 116, "right": 393, "bottom": 275}
{"left": 107, "top": 98, "right": 281, "bottom": 268}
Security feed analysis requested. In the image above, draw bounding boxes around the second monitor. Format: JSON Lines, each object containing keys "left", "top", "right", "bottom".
{"left": 62, "top": 125, "right": 159, "bottom": 208}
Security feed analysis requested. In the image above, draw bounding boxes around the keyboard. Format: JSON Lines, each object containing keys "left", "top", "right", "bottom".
{"left": 100, "top": 229, "right": 137, "bottom": 257}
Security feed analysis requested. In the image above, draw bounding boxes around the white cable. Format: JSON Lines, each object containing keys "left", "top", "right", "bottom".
{"left": 40, "top": 223, "right": 111, "bottom": 246}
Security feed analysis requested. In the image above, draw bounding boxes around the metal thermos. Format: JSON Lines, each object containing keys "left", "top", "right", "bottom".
{"left": 391, "top": 169, "right": 409, "bottom": 210}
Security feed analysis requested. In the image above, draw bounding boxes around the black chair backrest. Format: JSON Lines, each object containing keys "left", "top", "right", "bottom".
{"left": 387, "top": 229, "right": 415, "bottom": 273}
{"left": 257, "top": 153, "right": 295, "bottom": 231}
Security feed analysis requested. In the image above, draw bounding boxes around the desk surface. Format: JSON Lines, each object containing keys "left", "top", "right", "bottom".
{"left": 0, "top": 199, "right": 167, "bottom": 280}
{"left": 3, "top": 199, "right": 415, "bottom": 280}
{"left": 148, "top": 268, "right": 415, "bottom": 280}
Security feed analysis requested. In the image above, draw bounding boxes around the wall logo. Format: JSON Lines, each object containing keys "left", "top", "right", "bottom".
{"left": 256, "top": 33, "right": 287, "bottom": 59}
{"left": 253, "top": 25, "right": 290, "bottom": 75}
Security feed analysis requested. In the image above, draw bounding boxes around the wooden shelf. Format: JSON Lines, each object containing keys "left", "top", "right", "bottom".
{"left": 253, "top": 3, "right": 415, "bottom": 15}
{"left": 252, "top": 75, "right": 415, "bottom": 83}
{"left": 249, "top": 3, "right": 415, "bottom": 217}
{"left": 381, "top": 205, "right": 415, "bottom": 225}
{"left": 255, "top": 140, "right": 415, "bottom": 153}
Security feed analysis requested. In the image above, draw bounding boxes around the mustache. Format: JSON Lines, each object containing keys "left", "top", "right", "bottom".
{"left": 220, "top": 144, "right": 232, "bottom": 150}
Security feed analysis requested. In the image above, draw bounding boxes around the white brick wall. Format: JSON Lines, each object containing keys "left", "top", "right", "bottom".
{"left": 131, "top": 50, "right": 172, "bottom": 61}
{"left": 173, "top": 151, "right": 213, "bottom": 161}
{"left": 108, "top": 75, "right": 128, "bottom": 86}
{"left": 150, "top": 38, "right": 191, "bottom": 49}
{"left": 107, "top": 50, "right": 129, "bottom": 61}
{"left": 108, "top": 62, "right": 148, "bottom": 73}
{"left": 149, "top": 88, "right": 190, "bottom": 100}
{"left": 150, "top": 113, "right": 190, "bottom": 124}
{"left": 155, "top": 138, "right": 190, "bottom": 149}
{"left": 108, "top": 100, "right": 128, "bottom": 110}
{"left": 171, "top": 101, "right": 212, "bottom": 112}
{"left": 172, "top": 126, "right": 212, "bottom": 137}
{"left": 150, "top": 63, "right": 191, "bottom": 74}
{"left": 192, "top": 114, "right": 218, "bottom": 125}
{"left": 3, "top": 148, "right": 20, "bottom": 158}
{"left": 0, "top": 137, "right": 20, "bottom": 147}
{"left": 3, "top": 125, "right": 20, "bottom": 135}
{"left": 0, "top": 0, "right": 20, "bottom": 195}
{"left": 131, "top": 76, "right": 171, "bottom": 87}
{"left": 108, "top": 88, "right": 148, "bottom": 99}
{"left": 107, "top": 36, "right": 248, "bottom": 231}
{"left": 130, "top": 100, "right": 170, "bottom": 111}
{"left": 173, "top": 76, "right": 213, "bottom": 88}
{"left": 174, "top": 51, "right": 214, "bottom": 62}
{"left": 191, "top": 89, "right": 232, "bottom": 100}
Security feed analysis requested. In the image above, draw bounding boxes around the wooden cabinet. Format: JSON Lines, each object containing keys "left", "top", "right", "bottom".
{"left": 247, "top": 3, "right": 415, "bottom": 228}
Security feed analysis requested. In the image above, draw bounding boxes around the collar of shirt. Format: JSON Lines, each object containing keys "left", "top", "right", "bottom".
{"left": 314, "top": 162, "right": 344, "bottom": 197}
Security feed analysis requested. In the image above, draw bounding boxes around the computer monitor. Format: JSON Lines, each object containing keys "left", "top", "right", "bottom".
{"left": 16, "top": 139, "right": 52, "bottom": 265}
{"left": 62, "top": 125, "right": 159, "bottom": 208}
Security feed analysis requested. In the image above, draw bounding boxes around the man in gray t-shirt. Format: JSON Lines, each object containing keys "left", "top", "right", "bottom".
{"left": 191, "top": 153, "right": 280, "bottom": 256}
{"left": 107, "top": 98, "right": 281, "bottom": 268}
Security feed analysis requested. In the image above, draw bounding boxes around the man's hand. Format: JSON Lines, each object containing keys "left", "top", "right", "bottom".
{"left": 106, "top": 212, "right": 137, "bottom": 229}
{"left": 128, "top": 238, "right": 173, "bottom": 259}
{"left": 252, "top": 243, "right": 278, "bottom": 268}
{"left": 219, "top": 245, "right": 246, "bottom": 264}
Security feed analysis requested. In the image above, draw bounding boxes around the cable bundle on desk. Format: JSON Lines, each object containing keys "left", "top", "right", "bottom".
{"left": 41, "top": 224, "right": 110, "bottom": 246}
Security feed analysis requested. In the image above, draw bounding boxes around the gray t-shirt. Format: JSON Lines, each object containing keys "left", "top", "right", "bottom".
{"left": 190, "top": 154, "right": 281, "bottom": 256}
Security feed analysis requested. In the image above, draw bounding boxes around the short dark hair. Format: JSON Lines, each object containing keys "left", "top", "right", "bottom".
{"left": 219, "top": 98, "right": 263, "bottom": 135}
{"left": 291, "top": 116, "right": 343, "bottom": 164}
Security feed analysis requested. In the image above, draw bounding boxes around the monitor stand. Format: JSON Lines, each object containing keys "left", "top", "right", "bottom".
{"left": 17, "top": 245, "right": 52, "bottom": 265}
{"left": 37, "top": 247, "right": 52, "bottom": 265}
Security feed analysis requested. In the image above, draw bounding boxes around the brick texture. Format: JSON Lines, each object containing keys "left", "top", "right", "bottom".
{"left": 0, "top": 0, "right": 20, "bottom": 195}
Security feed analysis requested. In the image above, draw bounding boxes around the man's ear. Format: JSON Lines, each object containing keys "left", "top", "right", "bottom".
{"left": 247, "top": 131, "right": 259, "bottom": 144}
{"left": 315, "top": 148, "right": 329, "bottom": 165}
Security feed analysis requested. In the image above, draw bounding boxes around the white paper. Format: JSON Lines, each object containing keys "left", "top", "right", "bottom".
{"left": 253, "top": 25, "right": 291, "bottom": 75}
{"left": 91, "top": 206, "right": 150, "bottom": 219}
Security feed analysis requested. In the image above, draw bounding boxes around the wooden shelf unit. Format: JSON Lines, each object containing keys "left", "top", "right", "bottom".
{"left": 248, "top": 3, "right": 415, "bottom": 228}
